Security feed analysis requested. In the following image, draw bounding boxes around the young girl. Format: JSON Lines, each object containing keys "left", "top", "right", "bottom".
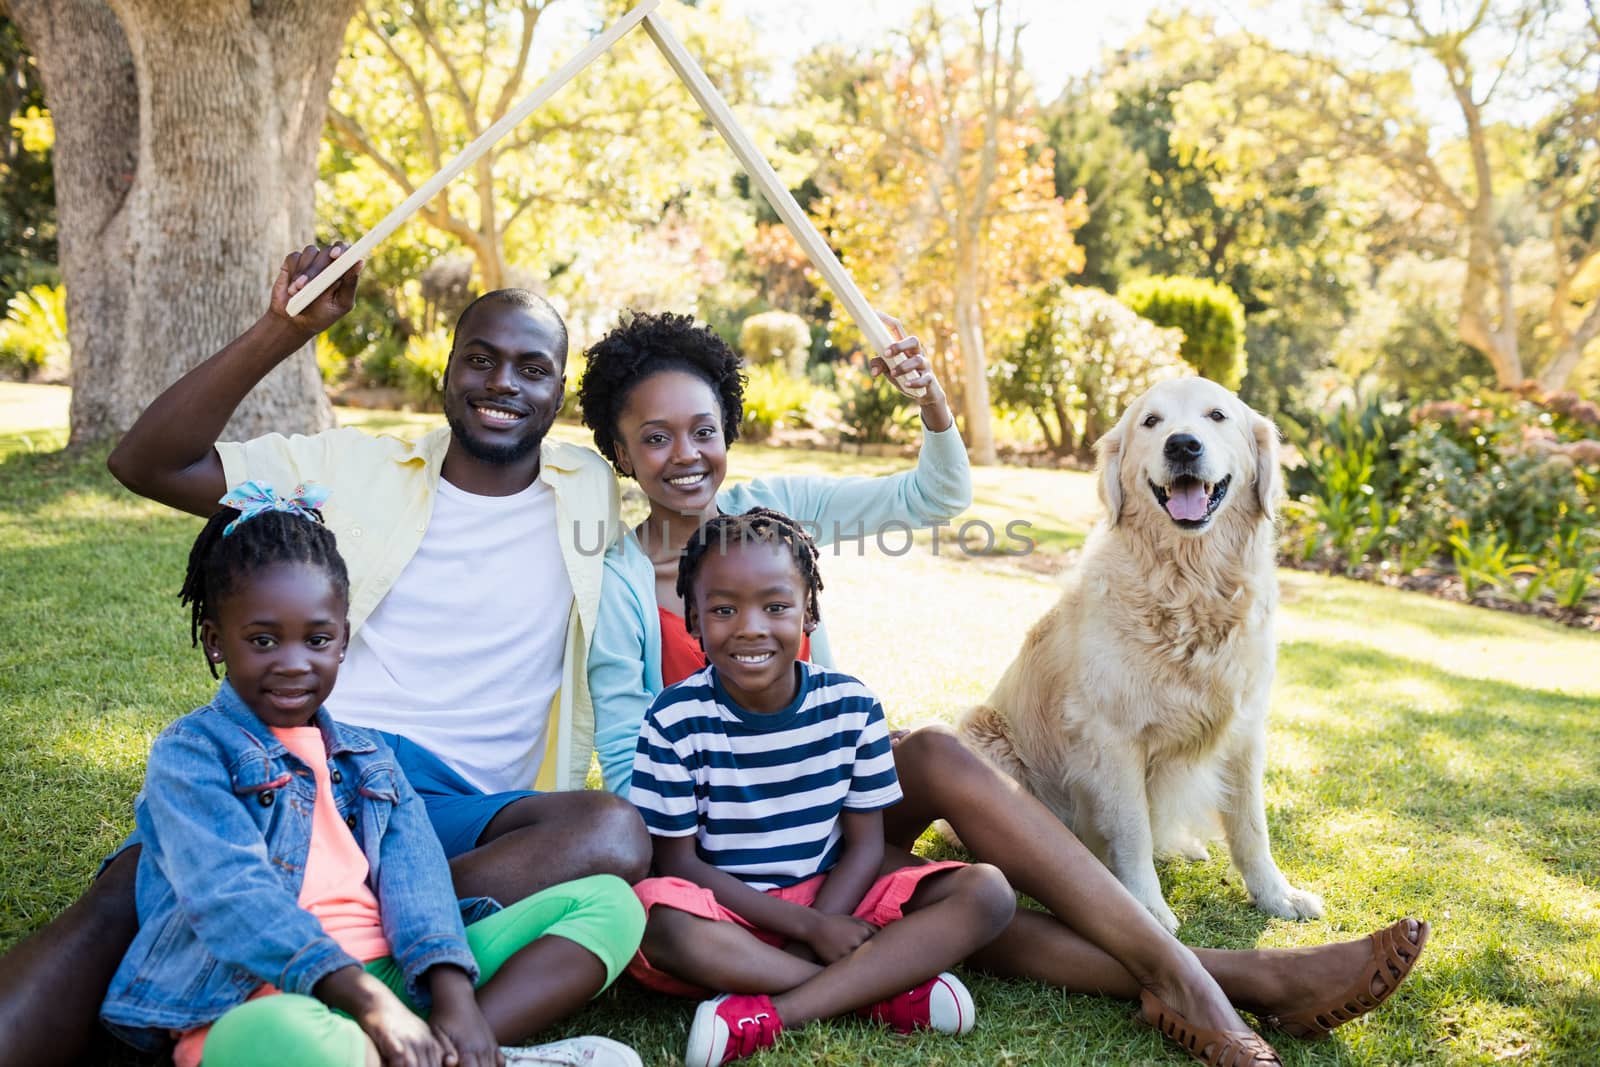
{"left": 627, "top": 509, "right": 1017, "bottom": 1065}
{"left": 99, "top": 483, "right": 646, "bottom": 1067}
{"left": 582, "top": 313, "right": 1427, "bottom": 1066}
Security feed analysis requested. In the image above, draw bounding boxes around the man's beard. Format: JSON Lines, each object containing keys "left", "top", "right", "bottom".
{"left": 445, "top": 407, "right": 545, "bottom": 466}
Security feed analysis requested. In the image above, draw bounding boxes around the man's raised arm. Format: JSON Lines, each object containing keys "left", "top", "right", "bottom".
{"left": 107, "top": 244, "right": 361, "bottom": 516}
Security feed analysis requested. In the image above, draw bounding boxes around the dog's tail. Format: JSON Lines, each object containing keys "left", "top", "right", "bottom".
{"left": 956, "top": 704, "right": 1026, "bottom": 782}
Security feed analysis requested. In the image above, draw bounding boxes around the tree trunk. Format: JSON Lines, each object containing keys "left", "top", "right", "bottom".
{"left": 99, "top": 0, "right": 358, "bottom": 443}
{"left": 7, "top": 0, "right": 138, "bottom": 444}
{"left": 953, "top": 256, "right": 998, "bottom": 465}
{"left": 18, "top": 0, "right": 360, "bottom": 444}
{"left": 1050, "top": 390, "right": 1076, "bottom": 458}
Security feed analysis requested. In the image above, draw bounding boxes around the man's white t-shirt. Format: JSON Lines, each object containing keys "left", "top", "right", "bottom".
{"left": 328, "top": 477, "right": 572, "bottom": 792}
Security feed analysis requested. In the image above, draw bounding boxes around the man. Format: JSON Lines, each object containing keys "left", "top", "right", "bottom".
{"left": 0, "top": 244, "right": 649, "bottom": 1067}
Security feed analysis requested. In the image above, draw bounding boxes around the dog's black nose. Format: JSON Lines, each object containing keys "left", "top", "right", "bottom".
{"left": 1164, "top": 433, "right": 1203, "bottom": 462}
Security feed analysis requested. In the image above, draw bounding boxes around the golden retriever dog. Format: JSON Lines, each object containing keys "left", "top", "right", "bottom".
{"left": 958, "top": 376, "right": 1324, "bottom": 933}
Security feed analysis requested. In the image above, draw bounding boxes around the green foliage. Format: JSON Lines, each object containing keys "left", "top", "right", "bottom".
{"left": 1283, "top": 379, "right": 1600, "bottom": 607}
{"left": 836, "top": 370, "right": 916, "bottom": 446}
{"left": 1279, "top": 384, "right": 1411, "bottom": 572}
{"left": 558, "top": 351, "right": 586, "bottom": 423}
{"left": 0, "top": 20, "right": 57, "bottom": 302}
{"left": 1447, "top": 528, "right": 1529, "bottom": 600}
{"left": 738, "top": 364, "right": 830, "bottom": 443}
{"left": 738, "top": 310, "right": 811, "bottom": 377}
{"left": 314, "top": 335, "right": 348, "bottom": 387}
{"left": 1119, "top": 275, "right": 1246, "bottom": 389}
{"left": 992, "top": 285, "right": 1188, "bottom": 458}
{"left": 1043, "top": 82, "right": 1151, "bottom": 292}
{"left": 401, "top": 330, "right": 451, "bottom": 409}
{"left": 0, "top": 284, "right": 67, "bottom": 380}
{"left": 1334, "top": 255, "right": 1498, "bottom": 399}
{"left": 1047, "top": 13, "right": 1372, "bottom": 418}
{"left": 1397, "top": 390, "right": 1599, "bottom": 561}
{"left": 322, "top": 281, "right": 414, "bottom": 389}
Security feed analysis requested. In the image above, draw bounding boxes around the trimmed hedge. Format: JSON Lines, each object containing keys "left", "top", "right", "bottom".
{"left": 1119, "top": 275, "right": 1246, "bottom": 389}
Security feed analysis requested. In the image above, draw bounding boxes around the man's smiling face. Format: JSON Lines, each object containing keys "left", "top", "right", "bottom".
{"left": 442, "top": 300, "right": 566, "bottom": 467}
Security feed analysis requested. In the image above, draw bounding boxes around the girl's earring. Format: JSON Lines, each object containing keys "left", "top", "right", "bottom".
{"left": 338, "top": 652, "right": 346, "bottom": 661}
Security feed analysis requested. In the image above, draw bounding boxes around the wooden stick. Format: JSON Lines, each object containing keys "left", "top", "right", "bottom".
{"left": 287, "top": 0, "right": 663, "bottom": 317}
{"left": 640, "top": 11, "right": 923, "bottom": 396}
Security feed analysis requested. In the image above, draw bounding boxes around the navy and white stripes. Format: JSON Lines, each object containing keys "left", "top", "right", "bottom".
{"left": 630, "top": 662, "right": 901, "bottom": 890}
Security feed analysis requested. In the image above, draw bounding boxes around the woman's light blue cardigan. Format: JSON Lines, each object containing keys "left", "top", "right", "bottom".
{"left": 589, "top": 426, "right": 973, "bottom": 795}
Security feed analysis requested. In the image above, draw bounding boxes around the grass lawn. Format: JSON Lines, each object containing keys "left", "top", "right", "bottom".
{"left": 2, "top": 381, "right": 1597, "bottom": 1065}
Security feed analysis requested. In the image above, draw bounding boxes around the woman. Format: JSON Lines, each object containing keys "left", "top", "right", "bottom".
{"left": 580, "top": 310, "right": 1426, "bottom": 1066}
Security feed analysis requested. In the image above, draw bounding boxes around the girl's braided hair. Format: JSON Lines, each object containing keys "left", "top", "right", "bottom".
{"left": 675, "top": 507, "right": 823, "bottom": 629}
{"left": 578, "top": 310, "right": 745, "bottom": 476}
{"left": 178, "top": 506, "right": 349, "bottom": 677}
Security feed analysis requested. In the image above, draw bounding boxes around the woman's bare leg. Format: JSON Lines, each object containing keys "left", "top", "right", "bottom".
{"left": 966, "top": 908, "right": 1424, "bottom": 1022}
{"left": 884, "top": 726, "right": 1248, "bottom": 1034}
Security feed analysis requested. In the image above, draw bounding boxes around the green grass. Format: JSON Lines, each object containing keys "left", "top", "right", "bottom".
{"left": 2, "top": 382, "right": 1597, "bottom": 1065}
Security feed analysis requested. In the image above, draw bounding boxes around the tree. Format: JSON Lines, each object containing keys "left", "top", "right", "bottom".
{"left": 324, "top": 0, "right": 760, "bottom": 307}
{"left": 8, "top": 0, "right": 358, "bottom": 443}
{"left": 1176, "top": 0, "right": 1599, "bottom": 390}
{"left": 990, "top": 285, "right": 1187, "bottom": 458}
{"left": 0, "top": 15, "right": 56, "bottom": 301}
{"left": 1051, "top": 13, "right": 1373, "bottom": 418}
{"left": 810, "top": 1, "right": 1086, "bottom": 465}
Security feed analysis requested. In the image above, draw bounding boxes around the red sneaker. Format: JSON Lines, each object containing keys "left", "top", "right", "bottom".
{"left": 685, "top": 993, "right": 783, "bottom": 1065}
{"left": 860, "top": 972, "right": 976, "bottom": 1036}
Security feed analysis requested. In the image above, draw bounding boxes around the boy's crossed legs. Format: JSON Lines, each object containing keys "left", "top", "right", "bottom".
{"left": 633, "top": 850, "right": 1015, "bottom": 1060}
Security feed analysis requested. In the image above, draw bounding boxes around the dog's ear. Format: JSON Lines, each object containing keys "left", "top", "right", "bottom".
{"left": 1250, "top": 411, "right": 1282, "bottom": 520}
{"left": 1096, "top": 412, "right": 1128, "bottom": 525}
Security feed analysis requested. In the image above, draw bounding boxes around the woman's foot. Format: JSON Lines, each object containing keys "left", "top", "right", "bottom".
{"left": 1150, "top": 946, "right": 1255, "bottom": 1029}
{"left": 1140, "top": 989, "right": 1282, "bottom": 1066}
{"left": 1256, "top": 918, "right": 1429, "bottom": 1039}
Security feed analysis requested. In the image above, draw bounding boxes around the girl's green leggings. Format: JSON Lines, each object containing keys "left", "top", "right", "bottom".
{"left": 200, "top": 874, "right": 643, "bottom": 1067}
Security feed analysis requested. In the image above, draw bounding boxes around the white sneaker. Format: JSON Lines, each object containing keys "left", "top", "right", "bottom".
{"left": 501, "top": 1036, "right": 644, "bottom": 1067}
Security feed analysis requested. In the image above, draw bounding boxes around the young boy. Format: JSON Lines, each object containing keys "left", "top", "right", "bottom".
{"left": 626, "top": 508, "right": 1016, "bottom": 1065}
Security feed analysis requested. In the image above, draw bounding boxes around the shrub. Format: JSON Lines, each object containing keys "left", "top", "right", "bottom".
{"left": 738, "top": 310, "right": 811, "bottom": 377}
{"left": 990, "top": 285, "right": 1188, "bottom": 458}
{"left": 740, "top": 364, "right": 824, "bottom": 443}
{"left": 0, "top": 284, "right": 69, "bottom": 381}
{"left": 1119, "top": 275, "right": 1246, "bottom": 389}
{"left": 1278, "top": 382, "right": 1413, "bottom": 572}
{"left": 401, "top": 330, "right": 451, "bottom": 409}
{"left": 837, "top": 370, "right": 917, "bottom": 446}
{"left": 315, "top": 335, "right": 348, "bottom": 386}
{"left": 1395, "top": 390, "right": 1595, "bottom": 559}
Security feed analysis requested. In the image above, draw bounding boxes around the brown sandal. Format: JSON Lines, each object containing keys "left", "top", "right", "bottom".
{"left": 1140, "top": 989, "right": 1282, "bottom": 1066}
{"left": 1264, "top": 917, "right": 1430, "bottom": 1039}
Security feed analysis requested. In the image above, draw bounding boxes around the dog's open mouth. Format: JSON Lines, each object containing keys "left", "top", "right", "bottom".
{"left": 1149, "top": 474, "right": 1231, "bottom": 528}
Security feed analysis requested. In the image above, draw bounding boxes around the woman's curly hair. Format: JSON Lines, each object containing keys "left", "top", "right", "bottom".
{"left": 578, "top": 310, "right": 745, "bottom": 476}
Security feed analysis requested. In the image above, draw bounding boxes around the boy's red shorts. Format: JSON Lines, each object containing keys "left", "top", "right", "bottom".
{"left": 627, "top": 860, "right": 968, "bottom": 996}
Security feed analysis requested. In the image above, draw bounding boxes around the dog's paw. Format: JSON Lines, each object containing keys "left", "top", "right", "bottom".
{"left": 1147, "top": 897, "right": 1181, "bottom": 934}
{"left": 931, "top": 819, "right": 964, "bottom": 851}
{"left": 1129, "top": 888, "right": 1181, "bottom": 933}
{"left": 1252, "top": 883, "right": 1325, "bottom": 921}
{"left": 1164, "top": 836, "right": 1212, "bottom": 863}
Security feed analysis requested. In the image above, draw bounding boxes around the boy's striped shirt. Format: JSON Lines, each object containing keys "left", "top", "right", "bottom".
{"left": 629, "top": 662, "right": 900, "bottom": 890}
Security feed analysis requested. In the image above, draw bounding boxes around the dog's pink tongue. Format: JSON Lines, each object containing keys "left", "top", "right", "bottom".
{"left": 1165, "top": 483, "right": 1210, "bottom": 521}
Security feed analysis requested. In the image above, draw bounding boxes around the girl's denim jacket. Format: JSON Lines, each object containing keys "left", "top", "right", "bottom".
{"left": 100, "top": 680, "right": 479, "bottom": 1051}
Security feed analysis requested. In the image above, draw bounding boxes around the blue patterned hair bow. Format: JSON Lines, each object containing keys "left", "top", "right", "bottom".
{"left": 219, "top": 481, "right": 331, "bottom": 536}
